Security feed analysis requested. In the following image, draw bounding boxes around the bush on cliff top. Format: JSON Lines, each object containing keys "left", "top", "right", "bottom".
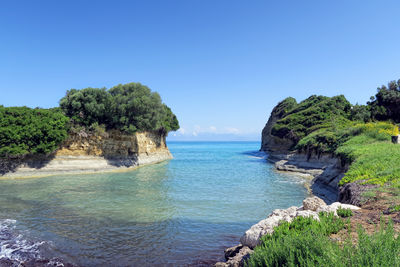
{"left": 271, "top": 95, "right": 352, "bottom": 144}
{"left": 0, "top": 82, "right": 179, "bottom": 157}
{"left": 0, "top": 106, "right": 69, "bottom": 157}
{"left": 269, "top": 97, "right": 298, "bottom": 119}
{"left": 60, "top": 82, "right": 179, "bottom": 134}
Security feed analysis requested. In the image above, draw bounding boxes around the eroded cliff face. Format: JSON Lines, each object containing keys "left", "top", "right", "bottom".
{"left": 0, "top": 131, "right": 172, "bottom": 178}
{"left": 56, "top": 130, "right": 169, "bottom": 157}
{"left": 260, "top": 99, "right": 295, "bottom": 153}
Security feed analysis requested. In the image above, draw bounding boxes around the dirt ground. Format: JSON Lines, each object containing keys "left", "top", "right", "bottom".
{"left": 332, "top": 187, "right": 400, "bottom": 243}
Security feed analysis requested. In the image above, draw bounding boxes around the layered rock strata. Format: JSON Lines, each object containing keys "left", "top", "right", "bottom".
{"left": 215, "top": 197, "right": 360, "bottom": 267}
{"left": 0, "top": 131, "right": 172, "bottom": 178}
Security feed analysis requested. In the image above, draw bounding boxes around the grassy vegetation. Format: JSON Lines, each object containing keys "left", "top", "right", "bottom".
{"left": 246, "top": 214, "right": 400, "bottom": 267}
{"left": 270, "top": 92, "right": 400, "bottom": 186}
{"left": 250, "top": 80, "right": 400, "bottom": 266}
{"left": 337, "top": 207, "right": 353, "bottom": 218}
{"left": 336, "top": 122, "right": 400, "bottom": 186}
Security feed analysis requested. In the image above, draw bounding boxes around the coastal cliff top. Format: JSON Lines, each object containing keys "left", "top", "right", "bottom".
{"left": 0, "top": 82, "right": 179, "bottom": 159}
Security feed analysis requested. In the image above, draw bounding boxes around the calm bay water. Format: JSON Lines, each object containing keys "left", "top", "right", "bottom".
{"left": 0, "top": 142, "right": 308, "bottom": 266}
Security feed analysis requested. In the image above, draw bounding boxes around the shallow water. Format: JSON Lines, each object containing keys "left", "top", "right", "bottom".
{"left": 0, "top": 141, "right": 308, "bottom": 266}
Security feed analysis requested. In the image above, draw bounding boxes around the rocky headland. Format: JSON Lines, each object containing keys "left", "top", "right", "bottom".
{"left": 259, "top": 97, "right": 372, "bottom": 206}
{"left": 215, "top": 96, "right": 375, "bottom": 266}
{"left": 0, "top": 130, "right": 172, "bottom": 178}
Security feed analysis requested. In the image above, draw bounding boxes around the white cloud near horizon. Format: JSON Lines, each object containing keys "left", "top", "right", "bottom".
{"left": 171, "top": 125, "right": 257, "bottom": 137}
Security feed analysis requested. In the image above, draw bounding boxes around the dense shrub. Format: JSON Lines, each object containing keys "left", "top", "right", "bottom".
{"left": 269, "top": 97, "right": 298, "bottom": 118}
{"left": 59, "top": 82, "right": 179, "bottom": 134}
{"left": 246, "top": 213, "right": 346, "bottom": 266}
{"left": 368, "top": 79, "right": 400, "bottom": 122}
{"left": 350, "top": 104, "right": 371, "bottom": 122}
{"left": 0, "top": 106, "right": 69, "bottom": 157}
{"left": 271, "top": 95, "right": 351, "bottom": 143}
{"left": 246, "top": 215, "right": 400, "bottom": 267}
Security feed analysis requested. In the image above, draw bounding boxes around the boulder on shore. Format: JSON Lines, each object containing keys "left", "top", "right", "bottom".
{"left": 215, "top": 196, "right": 360, "bottom": 267}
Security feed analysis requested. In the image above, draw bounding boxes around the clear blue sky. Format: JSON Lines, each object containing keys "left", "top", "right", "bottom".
{"left": 1, "top": 1, "right": 400, "bottom": 141}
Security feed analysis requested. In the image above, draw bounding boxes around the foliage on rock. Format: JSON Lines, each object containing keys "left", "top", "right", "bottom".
{"left": 60, "top": 82, "right": 179, "bottom": 134}
{"left": 271, "top": 95, "right": 352, "bottom": 144}
{"left": 1, "top": 82, "right": 179, "bottom": 158}
{"left": 0, "top": 106, "right": 69, "bottom": 157}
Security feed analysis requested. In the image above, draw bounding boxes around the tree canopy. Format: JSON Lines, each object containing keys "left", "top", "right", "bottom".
{"left": 368, "top": 80, "right": 400, "bottom": 122}
{"left": 59, "top": 82, "right": 179, "bottom": 134}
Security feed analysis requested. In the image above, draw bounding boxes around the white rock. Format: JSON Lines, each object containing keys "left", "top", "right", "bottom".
{"left": 240, "top": 205, "right": 309, "bottom": 248}
{"left": 316, "top": 202, "right": 360, "bottom": 216}
{"left": 237, "top": 197, "right": 361, "bottom": 257}
{"left": 330, "top": 202, "right": 360, "bottom": 210}
{"left": 295, "top": 210, "right": 320, "bottom": 221}
{"left": 303, "top": 196, "right": 327, "bottom": 211}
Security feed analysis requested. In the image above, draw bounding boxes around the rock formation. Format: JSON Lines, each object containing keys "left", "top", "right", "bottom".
{"left": 260, "top": 98, "right": 296, "bottom": 153}
{"left": 0, "top": 130, "right": 172, "bottom": 178}
{"left": 215, "top": 197, "right": 360, "bottom": 267}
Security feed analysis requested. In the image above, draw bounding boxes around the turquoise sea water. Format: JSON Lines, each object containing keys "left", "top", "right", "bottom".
{"left": 0, "top": 141, "right": 308, "bottom": 266}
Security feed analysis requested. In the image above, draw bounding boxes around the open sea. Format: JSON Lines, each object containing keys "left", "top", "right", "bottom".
{"left": 0, "top": 141, "right": 308, "bottom": 266}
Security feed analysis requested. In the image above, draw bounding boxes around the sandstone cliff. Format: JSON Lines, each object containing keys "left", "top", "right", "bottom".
{"left": 0, "top": 131, "right": 172, "bottom": 178}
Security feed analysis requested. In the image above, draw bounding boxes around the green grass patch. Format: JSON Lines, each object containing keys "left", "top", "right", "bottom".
{"left": 246, "top": 215, "right": 400, "bottom": 267}
{"left": 336, "top": 122, "right": 400, "bottom": 185}
{"left": 387, "top": 204, "right": 400, "bottom": 213}
{"left": 337, "top": 207, "right": 353, "bottom": 217}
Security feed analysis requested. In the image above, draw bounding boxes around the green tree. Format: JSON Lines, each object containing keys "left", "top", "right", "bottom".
{"left": 350, "top": 104, "right": 371, "bottom": 122}
{"left": 368, "top": 80, "right": 400, "bottom": 122}
{"left": 59, "top": 82, "right": 179, "bottom": 134}
{"left": 59, "top": 87, "right": 111, "bottom": 126}
{"left": 109, "top": 83, "right": 165, "bottom": 133}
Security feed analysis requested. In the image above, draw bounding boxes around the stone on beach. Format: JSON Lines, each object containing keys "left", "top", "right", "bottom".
{"left": 239, "top": 197, "right": 359, "bottom": 249}
{"left": 316, "top": 201, "right": 361, "bottom": 215}
{"left": 303, "top": 196, "right": 327, "bottom": 211}
{"left": 240, "top": 206, "right": 300, "bottom": 248}
{"left": 216, "top": 196, "right": 361, "bottom": 266}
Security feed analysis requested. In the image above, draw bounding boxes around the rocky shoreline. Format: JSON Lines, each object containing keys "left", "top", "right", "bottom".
{"left": 213, "top": 147, "right": 372, "bottom": 266}
{"left": 215, "top": 196, "right": 360, "bottom": 267}
{"left": 267, "top": 151, "right": 345, "bottom": 203}
{"left": 0, "top": 151, "right": 172, "bottom": 179}
{"left": 0, "top": 131, "right": 172, "bottom": 179}
{"left": 214, "top": 98, "right": 369, "bottom": 266}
